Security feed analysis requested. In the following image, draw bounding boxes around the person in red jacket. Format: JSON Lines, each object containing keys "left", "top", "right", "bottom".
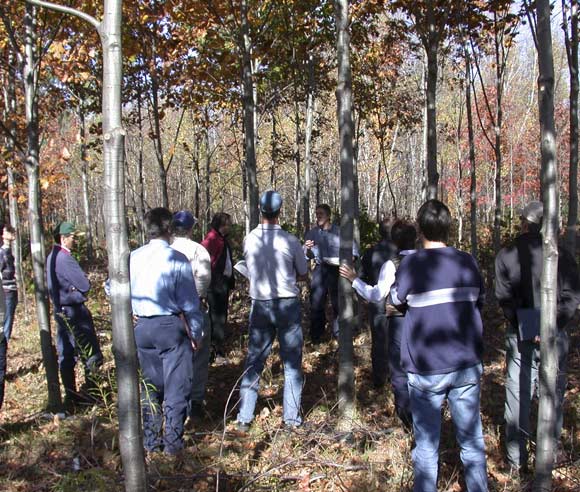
{"left": 201, "top": 213, "right": 234, "bottom": 364}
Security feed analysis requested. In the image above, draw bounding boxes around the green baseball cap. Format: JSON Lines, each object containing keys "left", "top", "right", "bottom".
{"left": 55, "top": 221, "right": 79, "bottom": 236}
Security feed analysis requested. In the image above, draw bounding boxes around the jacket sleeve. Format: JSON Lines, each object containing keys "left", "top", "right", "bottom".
{"left": 557, "top": 248, "right": 580, "bottom": 329}
{"left": 494, "top": 251, "right": 517, "bottom": 328}
{"left": 195, "top": 246, "right": 212, "bottom": 298}
{"left": 64, "top": 255, "right": 91, "bottom": 294}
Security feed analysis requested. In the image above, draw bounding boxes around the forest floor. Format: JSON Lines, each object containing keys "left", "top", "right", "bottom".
{"left": 0, "top": 268, "right": 579, "bottom": 492}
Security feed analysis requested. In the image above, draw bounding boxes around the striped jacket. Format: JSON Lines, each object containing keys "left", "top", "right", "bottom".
{"left": 391, "top": 246, "right": 484, "bottom": 375}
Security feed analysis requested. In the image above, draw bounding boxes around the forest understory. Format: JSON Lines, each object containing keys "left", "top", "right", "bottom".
{"left": 0, "top": 268, "right": 579, "bottom": 492}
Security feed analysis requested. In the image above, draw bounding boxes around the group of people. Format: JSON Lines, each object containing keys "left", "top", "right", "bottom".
{"left": 0, "top": 193, "right": 578, "bottom": 491}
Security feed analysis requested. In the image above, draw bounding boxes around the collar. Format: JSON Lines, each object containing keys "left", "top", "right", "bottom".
{"left": 399, "top": 249, "right": 416, "bottom": 256}
{"left": 149, "top": 238, "right": 169, "bottom": 246}
{"left": 59, "top": 244, "right": 72, "bottom": 254}
{"left": 258, "top": 224, "right": 281, "bottom": 230}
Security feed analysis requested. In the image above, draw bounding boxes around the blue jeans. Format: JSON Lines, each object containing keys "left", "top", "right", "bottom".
{"left": 237, "top": 298, "right": 303, "bottom": 426}
{"left": 3, "top": 290, "right": 18, "bottom": 342}
{"left": 190, "top": 310, "right": 211, "bottom": 405}
{"left": 504, "top": 331, "right": 568, "bottom": 468}
{"left": 408, "top": 364, "right": 488, "bottom": 492}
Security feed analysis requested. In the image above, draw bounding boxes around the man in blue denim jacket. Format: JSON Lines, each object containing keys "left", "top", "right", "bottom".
{"left": 237, "top": 191, "right": 308, "bottom": 430}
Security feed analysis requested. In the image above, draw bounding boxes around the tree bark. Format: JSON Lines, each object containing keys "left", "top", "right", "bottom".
{"left": 564, "top": 0, "right": 579, "bottom": 254}
{"left": 424, "top": 5, "right": 440, "bottom": 200}
{"left": 335, "top": 0, "right": 355, "bottom": 425}
{"left": 241, "top": 0, "right": 259, "bottom": 230}
{"left": 302, "top": 55, "right": 315, "bottom": 232}
{"left": 465, "top": 47, "right": 478, "bottom": 258}
{"left": 78, "top": 103, "right": 93, "bottom": 260}
{"left": 493, "top": 12, "right": 505, "bottom": 252}
{"left": 533, "top": 1, "right": 559, "bottom": 490}
{"left": 24, "top": 2, "right": 62, "bottom": 411}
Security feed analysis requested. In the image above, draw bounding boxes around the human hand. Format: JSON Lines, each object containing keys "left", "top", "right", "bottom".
{"left": 339, "top": 264, "right": 357, "bottom": 283}
{"left": 304, "top": 240, "right": 315, "bottom": 250}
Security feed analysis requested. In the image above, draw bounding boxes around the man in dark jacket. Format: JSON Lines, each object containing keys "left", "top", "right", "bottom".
{"left": 495, "top": 201, "right": 580, "bottom": 472}
{"left": 201, "top": 213, "right": 234, "bottom": 363}
{"left": 46, "top": 221, "right": 103, "bottom": 408}
{"left": 0, "top": 224, "right": 18, "bottom": 342}
{"left": 359, "top": 219, "right": 396, "bottom": 387}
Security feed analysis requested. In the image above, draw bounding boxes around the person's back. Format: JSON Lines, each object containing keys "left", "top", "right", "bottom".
{"left": 396, "top": 246, "right": 484, "bottom": 375}
{"left": 391, "top": 200, "right": 487, "bottom": 492}
{"left": 244, "top": 225, "right": 304, "bottom": 300}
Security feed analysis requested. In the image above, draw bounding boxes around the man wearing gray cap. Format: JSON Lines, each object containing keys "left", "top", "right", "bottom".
{"left": 236, "top": 191, "right": 308, "bottom": 430}
{"left": 495, "top": 201, "right": 580, "bottom": 473}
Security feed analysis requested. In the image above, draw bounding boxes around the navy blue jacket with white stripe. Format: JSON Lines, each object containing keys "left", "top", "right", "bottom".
{"left": 391, "top": 246, "right": 484, "bottom": 375}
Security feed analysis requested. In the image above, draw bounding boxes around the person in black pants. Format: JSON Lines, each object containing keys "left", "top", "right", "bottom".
{"left": 359, "top": 219, "right": 396, "bottom": 387}
{"left": 0, "top": 287, "right": 6, "bottom": 412}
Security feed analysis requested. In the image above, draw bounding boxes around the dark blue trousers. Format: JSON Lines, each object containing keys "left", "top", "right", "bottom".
{"left": 135, "top": 315, "right": 193, "bottom": 455}
{"left": 3, "top": 290, "right": 18, "bottom": 342}
{"left": 387, "top": 316, "right": 412, "bottom": 426}
{"left": 310, "top": 264, "right": 339, "bottom": 341}
{"left": 0, "top": 336, "right": 6, "bottom": 411}
{"left": 55, "top": 303, "right": 103, "bottom": 403}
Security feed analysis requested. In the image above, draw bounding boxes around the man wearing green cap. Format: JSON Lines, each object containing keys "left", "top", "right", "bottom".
{"left": 46, "top": 221, "right": 103, "bottom": 408}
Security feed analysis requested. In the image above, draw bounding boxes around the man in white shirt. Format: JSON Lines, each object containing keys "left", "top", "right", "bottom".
{"left": 236, "top": 191, "right": 308, "bottom": 431}
{"left": 171, "top": 210, "right": 212, "bottom": 422}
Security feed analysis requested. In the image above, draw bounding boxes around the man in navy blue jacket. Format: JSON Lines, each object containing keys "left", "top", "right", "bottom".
{"left": 391, "top": 200, "right": 487, "bottom": 492}
{"left": 46, "top": 221, "right": 103, "bottom": 408}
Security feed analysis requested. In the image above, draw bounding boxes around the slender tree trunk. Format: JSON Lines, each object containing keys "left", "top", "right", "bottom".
{"left": 149, "top": 37, "right": 168, "bottom": 209}
{"left": 303, "top": 55, "right": 315, "bottom": 232}
{"left": 241, "top": 0, "right": 259, "bottom": 230}
{"left": 533, "top": 1, "right": 560, "bottom": 489}
{"left": 294, "top": 96, "right": 302, "bottom": 230}
{"left": 24, "top": 2, "right": 61, "bottom": 411}
{"left": 78, "top": 104, "right": 93, "bottom": 260}
{"left": 424, "top": 8, "right": 440, "bottom": 200}
{"left": 564, "top": 0, "right": 579, "bottom": 253}
{"left": 335, "top": 0, "right": 355, "bottom": 425}
{"left": 465, "top": 46, "right": 478, "bottom": 258}
{"left": 205, "top": 124, "right": 211, "bottom": 233}
{"left": 493, "top": 17, "right": 504, "bottom": 252}
{"left": 136, "top": 94, "right": 146, "bottom": 245}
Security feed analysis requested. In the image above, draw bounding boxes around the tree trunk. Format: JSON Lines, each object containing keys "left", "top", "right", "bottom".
{"left": 565, "top": 0, "right": 579, "bottom": 254}
{"left": 533, "top": 1, "right": 560, "bottom": 489}
{"left": 205, "top": 124, "right": 211, "bottom": 233}
{"left": 493, "top": 15, "right": 504, "bottom": 252}
{"left": 302, "top": 55, "right": 315, "bottom": 232}
{"left": 335, "top": 0, "right": 355, "bottom": 425}
{"left": 136, "top": 93, "right": 146, "bottom": 245}
{"left": 241, "top": 0, "right": 259, "bottom": 230}
{"left": 465, "top": 46, "right": 478, "bottom": 258}
{"left": 24, "top": 2, "right": 62, "bottom": 411}
{"left": 424, "top": 7, "right": 440, "bottom": 200}
{"left": 79, "top": 104, "right": 93, "bottom": 260}
{"left": 270, "top": 112, "right": 278, "bottom": 188}
{"left": 294, "top": 96, "right": 302, "bottom": 230}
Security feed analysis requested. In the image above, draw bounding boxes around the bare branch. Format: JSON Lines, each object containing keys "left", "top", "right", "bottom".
{"left": 23, "top": 0, "right": 99, "bottom": 30}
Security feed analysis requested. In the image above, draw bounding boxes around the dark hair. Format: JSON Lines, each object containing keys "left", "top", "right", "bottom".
{"left": 522, "top": 219, "right": 542, "bottom": 234}
{"left": 4, "top": 225, "right": 14, "bottom": 235}
{"left": 417, "top": 199, "right": 451, "bottom": 242}
{"left": 262, "top": 209, "right": 281, "bottom": 220}
{"left": 0, "top": 223, "right": 3, "bottom": 236}
{"left": 173, "top": 226, "right": 191, "bottom": 238}
{"left": 145, "top": 207, "right": 173, "bottom": 239}
{"left": 378, "top": 219, "right": 392, "bottom": 240}
{"left": 315, "top": 204, "right": 331, "bottom": 217}
{"left": 391, "top": 221, "right": 417, "bottom": 251}
{"left": 210, "top": 212, "right": 232, "bottom": 231}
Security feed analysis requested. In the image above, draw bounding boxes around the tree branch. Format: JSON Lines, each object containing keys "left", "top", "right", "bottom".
{"left": 23, "top": 0, "right": 100, "bottom": 30}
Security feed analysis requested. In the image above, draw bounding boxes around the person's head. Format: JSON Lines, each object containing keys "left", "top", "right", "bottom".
{"left": 520, "top": 201, "right": 543, "bottom": 234}
{"left": 391, "top": 220, "right": 417, "bottom": 251}
{"left": 210, "top": 212, "right": 232, "bottom": 236}
{"left": 315, "top": 204, "right": 332, "bottom": 228}
{"left": 145, "top": 208, "right": 173, "bottom": 240}
{"left": 172, "top": 210, "right": 197, "bottom": 238}
{"left": 259, "top": 190, "right": 282, "bottom": 221}
{"left": 2, "top": 224, "right": 15, "bottom": 244}
{"left": 416, "top": 199, "right": 451, "bottom": 243}
{"left": 53, "top": 221, "right": 78, "bottom": 250}
{"left": 378, "top": 219, "right": 392, "bottom": 240}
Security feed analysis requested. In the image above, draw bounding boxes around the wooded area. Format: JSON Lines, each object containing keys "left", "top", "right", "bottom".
{"left": 1, "top": 1, "right": 580, "bottom": 491}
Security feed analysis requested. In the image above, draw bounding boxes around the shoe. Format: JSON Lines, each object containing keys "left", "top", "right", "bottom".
{"left": 213, "top": 355, "right": 229, "bottom": 366}
{"left": 236, "top": 421, "right": 251, "bottom": 432}
{"left": 189, "top": 401, "right": 204, "bottom": 421}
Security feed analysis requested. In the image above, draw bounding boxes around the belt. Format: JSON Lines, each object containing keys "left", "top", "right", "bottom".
{"left": 135, "top": 313, "right": 178, "bottom": 319}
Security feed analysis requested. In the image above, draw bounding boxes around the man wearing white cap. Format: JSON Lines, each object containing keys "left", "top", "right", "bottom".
{"left": 236, "top": 190, "right": 308, "bottom": 430}
{"left": 495, "top": 201, "right": 580, "bottom": 473}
